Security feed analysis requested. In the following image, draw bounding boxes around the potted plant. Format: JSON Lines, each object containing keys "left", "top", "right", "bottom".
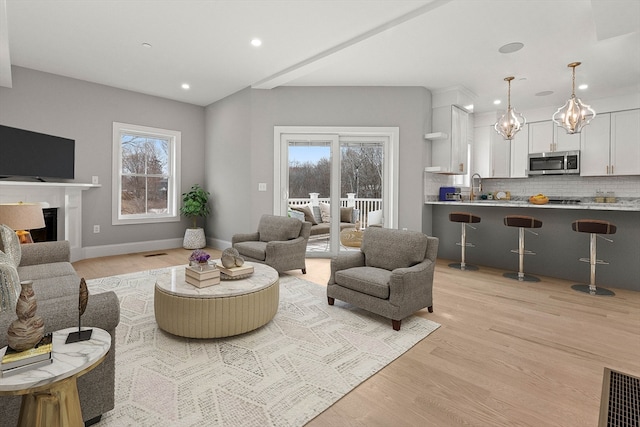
{"left": 180, "top": 184, "right": 210, "bottom": 249}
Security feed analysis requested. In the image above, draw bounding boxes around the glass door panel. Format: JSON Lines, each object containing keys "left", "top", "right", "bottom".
{"left": 281, "top": 134, "right": 338, "bottom": 256}
{"left": 339, "top": 138, "right": 385, "bottom": 253}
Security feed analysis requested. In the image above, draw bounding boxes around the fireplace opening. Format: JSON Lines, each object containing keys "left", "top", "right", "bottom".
{"left": 31, "top": 208, "right": 58, "bottom": 242}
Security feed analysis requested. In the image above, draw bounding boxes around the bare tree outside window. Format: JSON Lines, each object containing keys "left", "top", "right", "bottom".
{"left": 120, "top": 134, "right": 170, "bottom": 215}
{"left": 341, "top": 145, "right": 383, "bottom": 199}
{"left": 287, "top": 144, "right": 382, "bottom": 199}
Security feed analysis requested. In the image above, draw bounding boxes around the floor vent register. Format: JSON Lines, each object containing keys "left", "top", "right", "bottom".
{"left": 599, "top": 368, "right": 640, "bottom": 427}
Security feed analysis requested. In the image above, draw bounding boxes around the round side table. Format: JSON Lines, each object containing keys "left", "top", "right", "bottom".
{"left": 0, "top": 327, "right": 111, "bottom": 427}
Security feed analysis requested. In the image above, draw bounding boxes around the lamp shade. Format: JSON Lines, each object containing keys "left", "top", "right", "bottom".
{"left": 0, "top": 203, "right": 45, "bottom": 231}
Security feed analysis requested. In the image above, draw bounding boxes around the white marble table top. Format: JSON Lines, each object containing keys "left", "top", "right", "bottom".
{"left": 0, "top": 327, "right": 111, "bottom": 393}
{"left": 155, "top": 262, "right": 279, "bottom": 298}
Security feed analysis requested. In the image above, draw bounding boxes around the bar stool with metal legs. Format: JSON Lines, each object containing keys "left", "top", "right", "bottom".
{"left": 503, "top": 215, "right": 543, "bottom": 282}
{"left": 571, "top": 219, "right": 616, "bottom": 296}
{"left": 448, "top": 212, "right": 481, "bottom": 271}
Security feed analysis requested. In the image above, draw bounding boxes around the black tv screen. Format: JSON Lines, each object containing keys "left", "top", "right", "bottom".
{"left": 0, "top": 125, "right": 75, "bottom": 180}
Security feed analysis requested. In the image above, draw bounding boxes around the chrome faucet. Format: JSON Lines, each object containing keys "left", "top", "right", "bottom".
{"left": 470, "top": 173, "right": 482, "bottom": 200}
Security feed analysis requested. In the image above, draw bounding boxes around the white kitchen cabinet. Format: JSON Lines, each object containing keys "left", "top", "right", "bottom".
{"left": 529, "top": 120, "right": 580, "bottom": 152}
{"left": 554, "top": 124, "right": 581, "bottom": 151}
{"left": 472, "top": 125, "right": 491, "bottom": 178}
{"left": 528, "top": 121, "right": 554, "bottom": 153}
{"left": 580, "top": 113, "right": 611, "bottom": 176}
{"left": 473, "top": 124, "right": 527, "bottom": 178}
{"left": 510, "top": 124, "right": 529, "bottom": 178}
{"left": 429, "top": 105, "right": 469, "bottom": 174}
{"left": 611, "top": 109, "right": 640, "bottom": 176}
{"left": 581, "top": 109, "right": 640, "bottom": 176}
{"left": 490, "top": 130, "right": 510, "bottom": 178}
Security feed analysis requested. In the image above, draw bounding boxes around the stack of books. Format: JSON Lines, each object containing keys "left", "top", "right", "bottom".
{"left": 1, "top": 333, "right": 53, "bottom": 378}
{"left": 185, "top": 265, "right": 221, "bottom": 288}
{"left": 217, "top": 263, "right": 254, "bottom": 279}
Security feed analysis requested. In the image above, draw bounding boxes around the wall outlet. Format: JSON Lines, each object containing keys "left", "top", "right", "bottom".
{"left": 258, "top": 183, "right": 267, "bottom": 191}
{"left": 92, "top": 175, "right": 99, "bottom": 184}
{"left": 93, "top": 225, "right": 100, "bottom": 233}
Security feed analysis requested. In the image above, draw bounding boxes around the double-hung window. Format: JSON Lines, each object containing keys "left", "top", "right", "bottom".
{"left": 112, "top": 122, "right": 181, "bottom": 225}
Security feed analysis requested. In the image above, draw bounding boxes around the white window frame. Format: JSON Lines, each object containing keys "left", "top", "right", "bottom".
{"left": 112, "top": 122, "right": 181, "bottom": 225}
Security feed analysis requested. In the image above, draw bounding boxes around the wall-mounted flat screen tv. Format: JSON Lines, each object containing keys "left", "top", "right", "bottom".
{"left": 0, "top": 125, "right": 75, "bottom": 180}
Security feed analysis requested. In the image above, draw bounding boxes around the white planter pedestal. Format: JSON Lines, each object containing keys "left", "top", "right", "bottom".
{"left": 183, "top": 228, "right": 206, "bottom": 249}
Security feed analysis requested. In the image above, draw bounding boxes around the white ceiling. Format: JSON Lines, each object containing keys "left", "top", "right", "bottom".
{"left": 2, "top": 0, "right": 639, "bottom": 114}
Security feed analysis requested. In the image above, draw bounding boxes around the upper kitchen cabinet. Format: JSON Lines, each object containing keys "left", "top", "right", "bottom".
{"left": 581, "top": 113, "right": 610, "bottom": 176}
{"left": 473, "top": 125, "right": 508, "bottom": 178}
{"left": 428, "top": 105, "right": 470, "bottom": 174}
{"left": 611, "top": 109, "right": 640, "bottom": 175}
{"left": 490, "top": 130, "right": 510, "bottom": 178}
{"left": 529, "top": 120, "right": 580, "bottom": 152}
{"left": 510, "top": 124, "right": 529, "bottom": 178}
{"left": 554, "top": 124, "right": 581, "bottom": 151}
{"left": 529, "top": 121, "right": 554, "bottom": 153}
{"left": 472, "top": 123, "right": 527, "bottom": 178}
{"left": 581, "top": 109, "right": 640, "bottom": 176}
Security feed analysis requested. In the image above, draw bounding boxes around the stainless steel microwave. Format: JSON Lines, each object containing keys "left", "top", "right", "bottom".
{"left": 527, "top": 150, "right": 580, "bottom": 176}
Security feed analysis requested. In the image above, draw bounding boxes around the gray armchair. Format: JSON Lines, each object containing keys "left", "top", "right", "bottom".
{"left": 327, "top": 227, "right": 439, "bottom": 330}
{"left": 232, "top": 214, "right": 311, "bottom": 274}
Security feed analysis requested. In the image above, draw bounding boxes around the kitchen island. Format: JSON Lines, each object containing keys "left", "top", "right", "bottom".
{"left": 424, "top": 199, "right": 640, "bottom": 291}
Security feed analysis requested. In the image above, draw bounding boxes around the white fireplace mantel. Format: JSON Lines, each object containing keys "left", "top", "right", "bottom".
{"left": 0, "top": 181, "right": 100, "bottom": 261}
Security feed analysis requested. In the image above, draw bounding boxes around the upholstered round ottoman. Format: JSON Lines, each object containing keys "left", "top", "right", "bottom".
{"left": 154, "top": 262, "right": 279, "bottom": 338}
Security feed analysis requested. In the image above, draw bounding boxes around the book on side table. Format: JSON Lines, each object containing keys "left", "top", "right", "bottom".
{"left": 1, "top": 333, "right": 53, "bottom": 377}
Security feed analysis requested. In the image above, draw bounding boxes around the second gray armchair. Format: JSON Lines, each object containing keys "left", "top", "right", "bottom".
{"left": 327, "top": 227, "right": 439, "bottom": 330}
{"left": 232, "top": 214, "right": 311, "bottom": 274}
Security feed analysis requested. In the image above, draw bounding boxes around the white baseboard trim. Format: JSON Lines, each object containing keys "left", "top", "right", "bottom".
{"left": 78, "top": 237, "right": 232, "bottom": 260}
{"left": 208, "top": 237, "right": 231, "bottom": 250}
{"left": 81, "top": 238, "right": 184, "bottom": 260}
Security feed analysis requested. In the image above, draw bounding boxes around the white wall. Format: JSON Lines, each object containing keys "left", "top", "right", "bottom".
{"left": 205, "top": 86, "right": 432, "bottom": 243}
{"left": 0, "top": 67, "right": 206, "bottom": 249}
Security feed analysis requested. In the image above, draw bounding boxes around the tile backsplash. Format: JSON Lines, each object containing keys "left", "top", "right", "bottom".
{"left": 424, "top": 172, "right": 640, "bottom": 201}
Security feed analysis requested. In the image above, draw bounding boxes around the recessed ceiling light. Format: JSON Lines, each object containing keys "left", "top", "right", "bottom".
{"left": 498, "top": 42, "right": 524, "bottom": 54}
{"left": 578, "top": 84, "right": 588, "bottom": 90}
{"left": 251, "top": 38, "right": 262, "bottom": 47}
{"left": 535, "top": 90, "right": 554, "bottom": 96}
{"left": 493, "top": 100, "right": 502, "bottom": 105}
{"left": 181, "top": 83, "right": 190, "bottom": 90}
{"left": 142, "top": 42, "right": 152, "bottom": 48}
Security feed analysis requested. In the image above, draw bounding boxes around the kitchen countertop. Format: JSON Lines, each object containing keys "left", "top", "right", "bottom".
{"left": 425, "top": 199, "right": 640, "bottom": 212}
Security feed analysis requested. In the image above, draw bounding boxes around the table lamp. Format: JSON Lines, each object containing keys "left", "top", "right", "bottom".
{"left": 0, "top": 202, "right": 46, "bottom": 244}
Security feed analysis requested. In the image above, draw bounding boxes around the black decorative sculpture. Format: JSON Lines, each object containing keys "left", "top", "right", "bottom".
{"left": 65, "top": 278, "right": 93, "bottom": 343}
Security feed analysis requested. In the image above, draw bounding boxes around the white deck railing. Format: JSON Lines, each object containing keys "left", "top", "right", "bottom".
{"left": 288, "top": 194, "right": 382, "bottom": 228}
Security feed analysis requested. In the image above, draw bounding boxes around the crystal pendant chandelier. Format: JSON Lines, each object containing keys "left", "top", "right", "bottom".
{"left": 494, "top": 76, "right": 526, "bottom": 140}
{"left": 552, "top": 62, "right": 596, "bottom": 134}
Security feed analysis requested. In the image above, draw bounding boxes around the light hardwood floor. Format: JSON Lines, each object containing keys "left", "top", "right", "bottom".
{"left": 73, "top": 249, "right": 640, "bottom": 426}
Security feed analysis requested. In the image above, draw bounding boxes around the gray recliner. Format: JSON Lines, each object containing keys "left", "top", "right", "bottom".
{"left": 232, "top": 214, "right": 311, "bottom": 274}
{"left": 327, "top": 227, "right": 439, "bottom": 330}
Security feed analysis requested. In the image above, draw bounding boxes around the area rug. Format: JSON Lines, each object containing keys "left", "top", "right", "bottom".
{"left": 86, "top": 266, "right": 440, "bottom": 427}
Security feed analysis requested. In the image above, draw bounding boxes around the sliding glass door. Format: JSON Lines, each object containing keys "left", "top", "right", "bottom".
{"left": 274, "top": 127, "right": 398, "bottom": 257}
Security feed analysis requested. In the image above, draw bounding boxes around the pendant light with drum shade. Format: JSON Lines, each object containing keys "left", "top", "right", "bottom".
{"left": 552, "top": 62, "right": 596, "bottom": 134}
{"left": 494, "top": 76, "right": 526, "bottom": 140}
